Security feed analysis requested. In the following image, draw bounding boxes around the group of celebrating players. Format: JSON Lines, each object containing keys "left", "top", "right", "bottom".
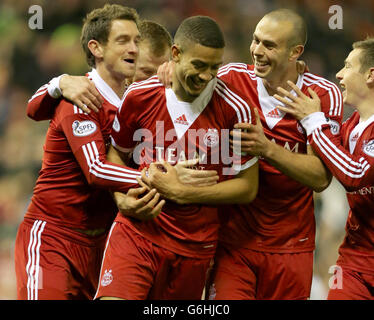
{"left": 13, "top": 3, "right": 374, "bottom": 300}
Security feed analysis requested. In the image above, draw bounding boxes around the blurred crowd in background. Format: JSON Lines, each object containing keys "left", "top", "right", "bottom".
{"left": 0, "top": 0, "right": 373, "bottom": 300}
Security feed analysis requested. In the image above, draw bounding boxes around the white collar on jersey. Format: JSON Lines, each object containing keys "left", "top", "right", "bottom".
{"left": 165, "top": 78, "right": 217, "bottom": 140}
{"left": 87, "top": 68, "right": 122, "bottom": 108}
{"left": 349, "top": 113, "right": 374, "bottom": 154}
{"left": 257, "top": 74, "right": 304, "bottom": 130}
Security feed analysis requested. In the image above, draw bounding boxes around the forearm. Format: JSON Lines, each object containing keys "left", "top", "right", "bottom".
{"left": 72, "top": 141, "right": 140, "bottom": 192}
{"left": 264, "top": 142, "right": 331, "bottom": 192}
{"left": 176, "top": 178, "right": 252, "bottom": 205}
{"left": 80, "top": 153, "right": 140, "bottom": 192}
{"left": 309, "top": 124, "right": 374, "bottom": 191}
{"left": 173, "top": 164, "right": 258, "bottom": 205}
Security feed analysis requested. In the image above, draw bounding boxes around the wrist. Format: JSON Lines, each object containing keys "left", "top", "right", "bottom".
{"left": 262, "top": 138, "right": 274, "bottom": 159}
{"left": 300, "top": 112, "right": 328, "bottom": 136}
{"left": 58, "top": 74, "right": 70, "bottom": 93}
{"left": 171, "top": 183, "right": 190, "bottom": 205}
{"left": 47, "top": 74, "right": 66, "bottom": 98}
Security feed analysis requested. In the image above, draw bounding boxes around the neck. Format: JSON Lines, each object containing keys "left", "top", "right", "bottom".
{"left": 95, "top": 64, "right": 129, "bottom": 98}
{"left": 262, "top": 64, "right": 299, "bottom": 96}
{"left": 357, "top": 95, "right": 374, "bottom": 121}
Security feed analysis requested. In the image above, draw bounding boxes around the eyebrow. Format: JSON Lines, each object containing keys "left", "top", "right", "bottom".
{"left": 115, "top": 34, "right": 140, "bottom": 41}
{"left": 253, "top": 33, "right": 277, "bottom": 47}
{"left": 191, "top": 60, "right": 222, "bottom": 68}
{"left": 191, "top": 59, "right": 206, "bottom": 65}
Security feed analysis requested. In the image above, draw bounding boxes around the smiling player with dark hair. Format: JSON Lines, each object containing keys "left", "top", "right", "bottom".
{"left": 94, "top": 15, "right": 259, "bottom": 300}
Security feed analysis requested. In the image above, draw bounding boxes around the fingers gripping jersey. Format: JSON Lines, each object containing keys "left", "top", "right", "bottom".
{"left": 217, "top": 63, "right": 343, "bottom": 252}
{"left": 111, "top": 76, "right": 256, "bottom": 258}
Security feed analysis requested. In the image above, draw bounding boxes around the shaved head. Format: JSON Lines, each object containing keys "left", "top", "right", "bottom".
{"left": 263, "top": 9, "right": 307, "bottom": 48}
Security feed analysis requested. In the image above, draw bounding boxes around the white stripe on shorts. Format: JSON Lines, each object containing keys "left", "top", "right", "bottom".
{"left": 26, "top": 220, "right": 46, "bottom": 300}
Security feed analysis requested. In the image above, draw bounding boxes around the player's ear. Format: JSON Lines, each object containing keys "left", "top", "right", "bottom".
{"left": 289, "top": 45, "right": 304, "bottom": 62}
{"left": 171, "top": 44, "right": 182, "bottom": 63}
{"left": 87, "top": 39, "right": 104, "bottom": 61}
{"left": 366, "top": 67, "right": 374, "bottom": 88}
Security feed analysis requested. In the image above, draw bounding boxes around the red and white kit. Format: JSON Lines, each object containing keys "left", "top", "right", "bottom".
{"left": 303, "top": 110, "right": 374, "bottom": 299}
{"left": 208, "top": 63, "right": 343, "bottom": 299}
{"left": 95, "top": 76, "right": 257, "bottom": 299}
{"left": 15, "top": 69, "right": 140, "bottom": 300}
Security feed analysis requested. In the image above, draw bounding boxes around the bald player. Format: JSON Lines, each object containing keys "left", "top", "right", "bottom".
{"left": 208, "top": 9, "right": 343, "bottom": 300}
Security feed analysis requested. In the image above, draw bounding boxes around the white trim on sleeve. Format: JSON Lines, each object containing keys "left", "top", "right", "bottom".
{"left": 300, "top": 112, "right": 328, "bottom": 136}
{"left": 47, "top": 74, "right": 67, "bottom": 98}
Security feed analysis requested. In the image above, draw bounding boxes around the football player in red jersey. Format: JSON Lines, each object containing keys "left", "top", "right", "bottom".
{"left": 275, "top": 38, "right": 374, "bottom": 300}
{"left": 208, "top": 9, "right": 343, "bottom": 300}
{"left": 15, "top": 5, "right": 167, "bottom": 300}
{"left": 156, "top": 8, "right": 342, "bottom": 300}
{"left": 94, "top": 15, "right": 259, "bottom": 300}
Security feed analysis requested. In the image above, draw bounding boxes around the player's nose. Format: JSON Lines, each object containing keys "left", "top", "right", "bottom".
{"left": 128, "top": 40, "right": 139, "bottom": 55}
{"left": 253, "top": 42, "right": 264, "bottom": 56}
{"left": 336, "top": 68, "right": 344, "bottom": 80}
{"left": 199, "top": 71, "right": 213, "bottom": 82}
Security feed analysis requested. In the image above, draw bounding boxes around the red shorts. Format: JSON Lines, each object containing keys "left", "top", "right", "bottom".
{"left": 14, "top": 219, "right": 107, "bottom": 300}
{"left": 207, "top": 243, "right": 313, "bottom": 300}
{"left": 94, "top": 222, "right": 212, "bottom": 300}
{"left": 327, "top": 265, "right": 374, "bottom": 300}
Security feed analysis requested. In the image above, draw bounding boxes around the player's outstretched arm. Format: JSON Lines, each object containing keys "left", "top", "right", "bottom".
{"left": 301, "top": 114, "right": 374, "bottom": 191}
{"left": 231, "top": 108, "right": 332, "bottom": 192}
{"left": 140, "top": 161, "right": 259, "bottom": 205}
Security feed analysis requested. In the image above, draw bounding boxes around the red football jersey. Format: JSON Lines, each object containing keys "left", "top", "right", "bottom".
{"left": 26, "top": 69, "right": 140, "bottom": 231}
{"left": 111, "top": 76, "right": 257, "bottom": 258}
{"left": 217, "top": 63, "right": 343, "bottom": 253}
{"left": 308, "top": 111, "right": 374, "bottom": 273}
